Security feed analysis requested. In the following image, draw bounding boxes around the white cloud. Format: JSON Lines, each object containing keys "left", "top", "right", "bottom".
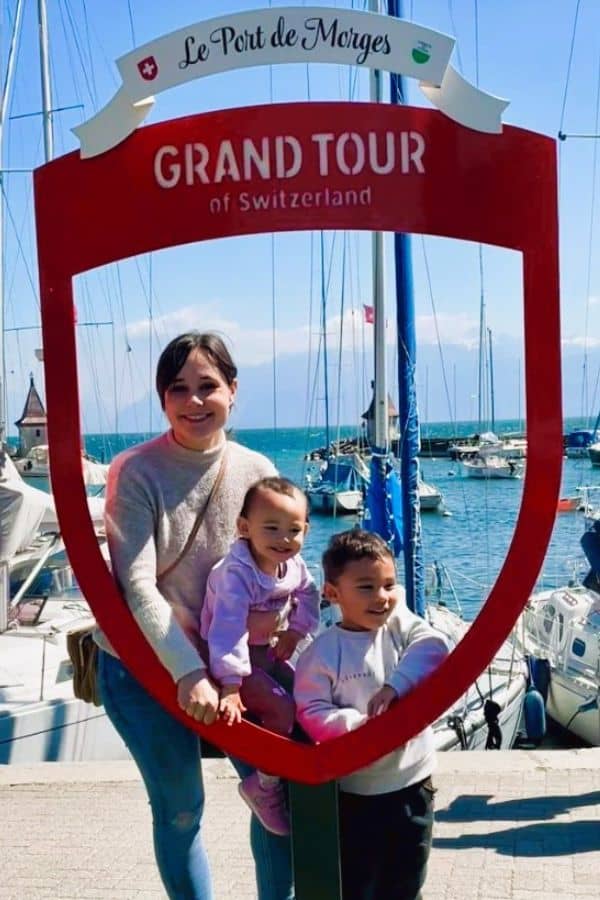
{"left": 416, "top": 312, "right": 480, "bottom": 349}
{"left": 125, "top": 305, "right": 486, "bottom": 369}
{"left": 126, "top": 304, "right": 312, "bottom": 366}
{"left": 561, "top": 335, "right": 600, "bottom": 349}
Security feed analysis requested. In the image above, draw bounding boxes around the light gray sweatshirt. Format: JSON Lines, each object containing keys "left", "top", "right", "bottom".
{"left": 95, "top": 431, "right": 276, "bottom": 683}
{"left": 294, "top": 595, "right": 449, "bottom": 795}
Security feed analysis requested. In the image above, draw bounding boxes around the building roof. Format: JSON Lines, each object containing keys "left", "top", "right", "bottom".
{"left": 361, "top": 393, "right": 399, "bottom": 420}
{"left": 14, "top": 375, "right": 47, "bottom": 428}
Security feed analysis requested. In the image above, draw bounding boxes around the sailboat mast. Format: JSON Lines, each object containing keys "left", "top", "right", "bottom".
{"left": 37, "top": 0, "right": 54, "bottom": 163}
{"left": 477, "top": 240, "right": 486, "bottom": 432}
{"left": 488, "top": 327, "right": 495, "bottom": 433}
{"left": 320, "top": 231, "right": 330, "bottom": 448}
{"left": 388, "top": 0, "right": 424, "bottom": 615}
{"left": 368, "top": 0, "right": 388, "bottom": 452}
{"left": 0, "top": 0, "right": 27, "bottom": 446}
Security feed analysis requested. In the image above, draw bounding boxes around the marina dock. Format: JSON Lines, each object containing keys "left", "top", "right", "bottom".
{"left": 1, "top": 748, "right": 598, "bottom": 899}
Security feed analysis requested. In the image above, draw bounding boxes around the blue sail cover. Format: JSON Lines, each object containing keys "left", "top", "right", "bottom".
{"left": 365, "top": 452, "right": 403, "bottom": 557}
{"left": 394, "top": 230, "right": 425, "bottom": 616}
{"left": 388, "top": 0, "right": 425, "bottom": 616}
{"left": 565, "top": 429, "right": 595, "bottom": 452}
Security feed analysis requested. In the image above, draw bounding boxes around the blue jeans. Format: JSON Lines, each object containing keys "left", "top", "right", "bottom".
{"left": 98, "top": 650, "right": 294, "bottom": 900}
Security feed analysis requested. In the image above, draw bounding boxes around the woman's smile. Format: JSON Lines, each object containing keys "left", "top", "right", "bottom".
{"left": 164, "top": 348, "right": 236, "bottom": 450}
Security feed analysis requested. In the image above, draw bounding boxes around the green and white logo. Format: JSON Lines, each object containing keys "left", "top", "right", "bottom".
{"left": 412, "top": 41, "right": 431, "bottom": 65}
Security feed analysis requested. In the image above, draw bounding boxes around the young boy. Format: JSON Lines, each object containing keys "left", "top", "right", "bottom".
{"left": 294, "top": 529, "right": 448, "bottom": 900}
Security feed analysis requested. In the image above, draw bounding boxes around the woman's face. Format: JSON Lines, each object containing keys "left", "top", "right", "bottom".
{"left": 164, "top": 348, "right": 237, "bottom": 451}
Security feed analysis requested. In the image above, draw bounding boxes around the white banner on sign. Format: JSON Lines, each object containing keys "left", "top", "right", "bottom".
{"left": 74, "top": 7, "right": 509, "bottom": 157}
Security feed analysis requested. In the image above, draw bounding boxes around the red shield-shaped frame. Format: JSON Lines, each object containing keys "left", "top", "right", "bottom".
{"left": 34, "top": 102, "right": 562, "bottom": 784}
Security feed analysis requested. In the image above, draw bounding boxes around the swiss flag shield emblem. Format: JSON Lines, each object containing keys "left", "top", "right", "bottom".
{"left": 137, "top": 56, "right": 158, "bottom": 81}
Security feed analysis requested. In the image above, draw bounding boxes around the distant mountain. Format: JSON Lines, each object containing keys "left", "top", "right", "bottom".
{"left": 8, "top": 339, "right": 598, "bottom": 435}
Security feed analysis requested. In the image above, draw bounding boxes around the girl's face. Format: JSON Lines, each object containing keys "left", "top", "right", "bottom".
{"left": 164, "top": 348, "right": 237, "bottom": 451}
{"left": 237, "top": 487, "right": 309, "bottom": 575}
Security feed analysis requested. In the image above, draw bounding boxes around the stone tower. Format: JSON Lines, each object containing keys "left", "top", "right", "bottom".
{"left": 14, "top": 375, "right": 47, "bottom": 456}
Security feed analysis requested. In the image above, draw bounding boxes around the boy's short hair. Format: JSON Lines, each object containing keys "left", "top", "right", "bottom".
{"left": 240, "top": 476, "right": 308, "bottom": 518}
{"left": 322, "top": 529, "right": 394, "bottom": 583}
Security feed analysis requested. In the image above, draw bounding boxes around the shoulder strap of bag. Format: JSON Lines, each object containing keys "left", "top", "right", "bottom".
{"left": 157, "top": 445, "right": 228, "bottom": 583}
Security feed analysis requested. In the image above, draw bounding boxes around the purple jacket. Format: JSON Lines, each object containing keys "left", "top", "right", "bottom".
{"left": 201, "top": 539, "right": 321, "bottom": 685}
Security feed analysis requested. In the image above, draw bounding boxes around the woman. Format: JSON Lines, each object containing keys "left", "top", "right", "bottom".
{"left": 95, "top": 331, "right": 294, "bottom": 900}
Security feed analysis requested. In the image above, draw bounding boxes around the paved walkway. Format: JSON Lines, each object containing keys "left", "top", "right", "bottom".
{"left": 1, "top": 748, "right": 599, "bottom": 899}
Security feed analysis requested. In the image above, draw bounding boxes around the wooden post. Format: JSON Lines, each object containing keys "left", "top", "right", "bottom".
{"left": 289, "top": 780, "right": 342, "bottom": 899}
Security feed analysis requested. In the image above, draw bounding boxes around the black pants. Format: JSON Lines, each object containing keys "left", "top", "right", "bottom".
{"left": 338, "top": 777, "right": 435, "bottom": 900}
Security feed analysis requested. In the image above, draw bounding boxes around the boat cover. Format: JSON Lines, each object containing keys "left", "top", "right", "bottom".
{"left": 0, "top": 449, "right": 104, "bottom": 559}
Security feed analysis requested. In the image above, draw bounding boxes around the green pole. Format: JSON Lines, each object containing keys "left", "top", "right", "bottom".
{"left": 289, "top": 780, "right": 342, "bottom": 899}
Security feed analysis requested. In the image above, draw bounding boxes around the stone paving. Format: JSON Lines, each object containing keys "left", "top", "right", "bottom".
{"left": 1, "top": 749, "right": 599, "bottom": 899}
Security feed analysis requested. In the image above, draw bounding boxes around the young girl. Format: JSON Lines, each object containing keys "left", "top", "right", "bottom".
{"left": 294, "top": 529, "right": 449, "bottom": 900}
{"left": 200, "top": 476, "right": 321, "bottom": 836}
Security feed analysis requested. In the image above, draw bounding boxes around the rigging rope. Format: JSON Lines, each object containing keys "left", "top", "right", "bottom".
{"left": 558, "top": 0, "right": 582, "bottom": 138}
{"left": 446, "top": 1, "right": 464, "bottom": 76}
{"left": 580, "top": 49, "right": 600, "bottom": 422}
{"left": 333, "top": 233, "right": 348, "bottom": 466}
{"left": 126, "top": 0, "right": 137, "bottom": 47}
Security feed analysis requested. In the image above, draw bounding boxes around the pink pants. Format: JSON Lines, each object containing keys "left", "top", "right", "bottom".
{"left": 241, "top": 645, "right": 296, "bottom": 736}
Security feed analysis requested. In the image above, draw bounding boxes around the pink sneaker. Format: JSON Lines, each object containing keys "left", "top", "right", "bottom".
{"left": 238, "top": 771, "right": 290, "bottom": 836}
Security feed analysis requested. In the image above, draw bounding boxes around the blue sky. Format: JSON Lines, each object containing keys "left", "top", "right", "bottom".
{"left": 2, "top": 0, "right": 599, "bottom": 434}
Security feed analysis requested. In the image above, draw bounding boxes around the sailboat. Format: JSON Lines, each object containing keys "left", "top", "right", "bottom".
{"left": 304, "top": 389, "right": 445, "bottom": 514}
{"left": 305, "top": 452, "right": 369, "bottom": 515}
{"left": 589, "top": 411, "right": 600, "bottom": 466}
{"left": 455, "top": 328, "right": 527, "bottom": 474}
{"left": 353, "top": 0, "right": 527, "bottom": 750}
{"left": 462, "top": 454, "right": 523, "bottom": 479}
{"left": 519, "top": 516, "right": 600, "bottom": 746}
{"left": 0, "top": 0, "right": 127, "bottom": 764}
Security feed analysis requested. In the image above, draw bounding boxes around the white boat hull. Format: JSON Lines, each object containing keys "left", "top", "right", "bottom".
{"left": 307, "top": 488, "right": 363, "bottom": 514}
{"left": 419, "top": 487, "right": 443, "bottom": 511}
{"left": 1, "top": 586, "right": 129, "bottom": 764}
{"left": 519, "top": 585, "right": 600, "bottom": 746}
{"left": 0, "top": 697, "right": 129, "bottom": 765}
{"left": 462, "top": 456, "right": 523, "bottom": 479}
{"left": 546, "top": 673, "right": 600, "bottom": 746}
{"left": 464, "top": 467, "right": 519, "bottom": 479}
{"left": 428, "top": 605, "right": 527, "bottom": 751}
{"left": 434, "top": 668, "right": 525, "bottom": 751}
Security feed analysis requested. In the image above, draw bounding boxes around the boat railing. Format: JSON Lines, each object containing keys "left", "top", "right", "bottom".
{"left": 535, "top": 556, "right": 588, "bottom": 594}
{"left": 0, "top": 561, "right": 8, "bottom": 633}
{"left": 425, "top": 561, "right": 485, "bottom": 619}
{"left": 7, "top": 532, "right": 62, "bottom": 624}
{"left": 522, "top": 604, "right": 598, "bottom": 680}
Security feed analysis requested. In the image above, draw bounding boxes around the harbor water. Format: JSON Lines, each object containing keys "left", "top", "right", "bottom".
{"left": 69, "top": 418, "right": 600, "bottom": 621}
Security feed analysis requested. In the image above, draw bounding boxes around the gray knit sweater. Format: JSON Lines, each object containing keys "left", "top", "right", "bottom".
{"left": 95, "top": 431, "right": 276, "bottom": 682}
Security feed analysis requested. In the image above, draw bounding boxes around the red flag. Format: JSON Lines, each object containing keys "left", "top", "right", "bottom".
{"left": 363, "top": 304, "right": 374, "bottom": 324}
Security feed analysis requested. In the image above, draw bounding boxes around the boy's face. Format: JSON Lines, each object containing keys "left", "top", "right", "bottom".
{"left": 324, "top": 555, "right": 398, "bottom": 632}
{"left": 237, "top": 487, "right": 309, "bottom": 574}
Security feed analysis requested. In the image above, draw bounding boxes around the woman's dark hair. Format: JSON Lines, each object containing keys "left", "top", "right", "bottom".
{"left": 156, "top": 332, "right": 237, "bottom": 409}
{"left": 240, "top": 476, "right": 308, "bottom": 519}
{"left": 322, "top": 529, "right": 394, "bottom": 583}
